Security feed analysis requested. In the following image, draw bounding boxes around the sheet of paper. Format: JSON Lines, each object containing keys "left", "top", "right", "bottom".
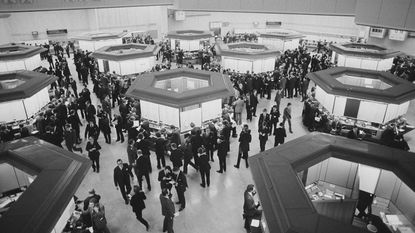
{"left": 251, "top": 219, "right": 260, "bottom": 227}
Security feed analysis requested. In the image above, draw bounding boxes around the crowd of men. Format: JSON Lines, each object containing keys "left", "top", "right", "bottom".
{"left": 2, "top": 36, "right": 412, "bottom": 233}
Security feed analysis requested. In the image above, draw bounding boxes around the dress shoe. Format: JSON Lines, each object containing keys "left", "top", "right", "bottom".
{"left": 125, "top": 200, "right": 129, "bottom": 205}
{"left": 216, "top": 170, "right": 223, "bottom": 173}
{"left": 179, "top": 207, "right": 185, "bottom": 211}
{"left": 234, "top": 165, "right": 239, "bottom": 168}
{"left": 200, "top": 183, "right": 205, "bottom": 188}
{"left": 290, "top": 131, "right": 293, "bottom": 134}
{"left": 175, "top": 201, "right": 181, "bottom": 204}
{"left": 148, "top": 186, "right": 151, "bottom": 191}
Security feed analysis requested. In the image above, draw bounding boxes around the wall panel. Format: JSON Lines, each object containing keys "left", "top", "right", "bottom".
{"left": 309, "top": 0, "right": 337, "bottom": 14}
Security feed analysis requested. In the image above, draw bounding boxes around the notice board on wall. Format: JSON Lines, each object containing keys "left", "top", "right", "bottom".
{"left": 344, "top": 98, "right": 360, "bottom": 118}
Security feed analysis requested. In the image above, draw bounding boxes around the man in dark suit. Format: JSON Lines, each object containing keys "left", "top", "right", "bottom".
{"left": 155, "top": 132, "right": 167, "bottom": 169}
{"left": 258, "top": 108, "right": 270, "bottom": 133}
{"left": 113, "top": 159, "right": 134, "bottom": 204}
{"left": 172, "top": 167, "right": 187, "bottom": 211}
{"left": 197, "top": 147, "right": 211, "bottom": 188}
{"left": 169, "top": 143, "right": 183, "bottom": 169}
{"left": 160, "top": 188, "right": 176, "bottom": 233}
{"left": 274, "top": 123, "right": 287, "bottom": 147}
{"left": 249, "top": 91, "right": 258, "bottom": 117}
{"left": 234, "top": 124, "right": 252, "bottom": 169}
{"left": 216, "top": 136, "right": 227, "bottom": 173}
{"left": 135, "top": 150, "right": 151, "bottom": 191}
{"left": 243, "top": 184, "right": 262, "bottom": 230}
{"left": 83, "top": 189, "right": 101, "bottom": 211}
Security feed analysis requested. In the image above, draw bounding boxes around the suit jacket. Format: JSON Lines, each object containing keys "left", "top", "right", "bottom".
{"left": 217, "top": 141, "right": 227, "bottom": 158}
{"left": 130, "top": 191, "right": 146, "bottom": 212}
{"left": 113, "top": 164, "right": 133, "bottom": 187}
{"left": 239, "top": 130, "right": 252, "bottom": 152}
{"left": 158, "top": 170, "right": 173, "bottom": 189}
{"left": 135, "top": 139, "right": 151, "bottom": 156}
{"left": 170, "top": 149, "right": 183, "bottom": 167}
{"left": 274, "top": 127, "right": 287, "bottom": 143}
{"left": 155, "top": 137, "right": 167, "bottom": 154}
{"left": 198, "top": 153, "right": 211, "bottom": 171}
{"left": 173, "top": 171, "right": 187, "bottom": 192}
{"left": 135, "top": 155, "right": 151, "bottom": 174}
{"left": 243, "top": 191, "right": 257, "bottom": 217}
{"left": 160, "top": 194, "right": 175, "bottom": 217}
{"left": 258, "top": 113, "right": 270, "bottom": 130}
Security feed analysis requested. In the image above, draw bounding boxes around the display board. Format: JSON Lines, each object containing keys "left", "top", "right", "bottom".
{"left": 237, "top": 59, "right": 252, "bottom": 73}
{"left": 344, "top": 57, "right": 362, "bottom": 68}
{"left": 377, "top": 58, "right": 394, "bottom": 71}
{"left": 159, "top": 104, "right": 180, "bottom": 127}
{"left": 201, "top": 99, "right": 221, "bottom": 122}
{"left": 108, "top": 60, "right": 121, "bottom": 74}
{"left": 357, "top": 101, "right": 387, "bottom": 124}
{"left": 315, "top": 86, "right": 335, "bottom": 112}
{"left": 0, "top": 99, "right": 26, "bottom": 122}
{"left": 141, "top": 100, "right": 159, "bottom": 122}
{"left": 361, "top": 58, "right": 378, "bottom": 70}
{"left": 358, "top": 164, "right": 381, "bottom": 194}
{"left": 344, "top": 98, "right": 360, "bottom": 118}
{"left": 332, "top": 96, "right": 347, "bottom": 116}
{"left": 383, "top": 101, "right": 410, "bottom": 123}
{"left": 180, "top": 107, "right": 201, "bottom": 132}
{"left": 23, "top": 87, "right": 50, "bottom": 118}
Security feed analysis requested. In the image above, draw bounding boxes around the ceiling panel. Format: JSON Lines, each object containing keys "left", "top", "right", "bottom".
{"left": 354, "top": 0, "right": 382, "bottom": 26}
{"left": 178, "top": 0, "right": 199, "bottom": 9}
{"left": 219, "top": 0, "right": 242, "bottom": 11}
{"left": 240, "top": 0, "right": 264, "bottom": 11}
{"left": 309, "top": 0, "right": 336, "bottom": 14}
{"left": 263, "top": 0, "right": 288, "bottom": 12}
{"left": 335, "top": 0, "right": 356, "bottom": 15}
{"left": 404, "top": 0, "right": 415, "bottom": 30}
{"left": 286, "top": 0, "right": 310, "bottom": 13}
{"left": 198, "top": 0, "right": 221, "bottom": 10}
{"left": 378, "top": 0, "right": 411, "bottom": 28}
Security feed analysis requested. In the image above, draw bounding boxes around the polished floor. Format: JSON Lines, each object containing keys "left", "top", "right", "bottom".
{"left": 48, "top": 56, "right": 415, "bottom": 233}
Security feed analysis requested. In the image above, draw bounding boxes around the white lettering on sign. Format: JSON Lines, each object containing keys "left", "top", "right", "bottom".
{"left": 2, "top": 0, "right": 34, "bottom": 4}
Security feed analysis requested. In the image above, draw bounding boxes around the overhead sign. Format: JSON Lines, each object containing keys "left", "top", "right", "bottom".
{"left": 0, "top": 0, "right": 173, "bottom": 12}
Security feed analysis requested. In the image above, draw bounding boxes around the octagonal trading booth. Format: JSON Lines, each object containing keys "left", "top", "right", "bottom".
{"left": 125, "top": 68, "right": 234, "bottom": 132}
{"left": 258, "top": 29, "right": 305, "bottom": 52}
{"left": 91, "top": 44, "right": 158, "bottom": 75}
{"left": 166, "top": 30, "right": 212, "bottom": 51}
{"left": 0, "top": 44, "right": 46, "bottom": 72}
{"left": 216, "top": 42, "right": 280, "bottom": 73}
{"left": 249, "top": 133, "right": 415, "bottom": 233}
{"left": 0, "top": 70, "right": 56, "bottom": 123}
{"left": 0, "top": 137, "right": 91, "bottom": 233}
{"left": 304, "top": 67, "right": 415, "bottom": 142}
{"left": 72, "top": 31, "right": 126, "bottom": 52}
{"left": 330, "top": 43, "right": 401, "bottom": 71}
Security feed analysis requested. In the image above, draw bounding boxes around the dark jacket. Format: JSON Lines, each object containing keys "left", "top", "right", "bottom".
{"left": 239, "top": 130, "right": 252, "bottom": 152}
{"left": 217, "top": 140, "right": 227, "bottom": 158}
{"left": 274, "top": 127, "right": 287, "bottom": 143}
{"left": 155, "top": 137, "right": 167, "bottom": 155}
{"left": 130, "top": 191, "right": 146, "bottom": 212}
{"left": 86, "top": 141, "right": 101, "bottom": 160}
{"left": 84, "top": 124, "right": 99, "bottom": 139}
{"left": 198, "top": 153, "right": 211, "bottom": 171}
{"left": 258, "top": 113, "right": 270, "bottom": 131}
{"left": 160, "top": 194, "right": 175, "bottom": 217}
{"left": 173, "top": 171, "right": 187, "bottom": 192}
{"left": 113, "top": 163, "right": 133, "bottom": 187}
{"left": 170, "top": 149, "right": 183, "bottom": 167}
{"left": 135, "top": 155, "right": 151, "bottom": 174}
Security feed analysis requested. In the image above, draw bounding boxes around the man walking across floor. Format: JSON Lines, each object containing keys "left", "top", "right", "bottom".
{"left": 113, "top": 159, "right": 134, "bottom": 204}
{"left": 172, "top": 167, "right": 187, "bottom": 211}
{"left": 234, "top": 124, "right": 252, "bottom": 169}
{"left": 160, "top": 188, "right": 177, "bottom": 233}
{"left": 282, "top": 103, "right": 293, "bottom": 133}
{"left": 274, "top": 123, "right": 287, "bottom": 147}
